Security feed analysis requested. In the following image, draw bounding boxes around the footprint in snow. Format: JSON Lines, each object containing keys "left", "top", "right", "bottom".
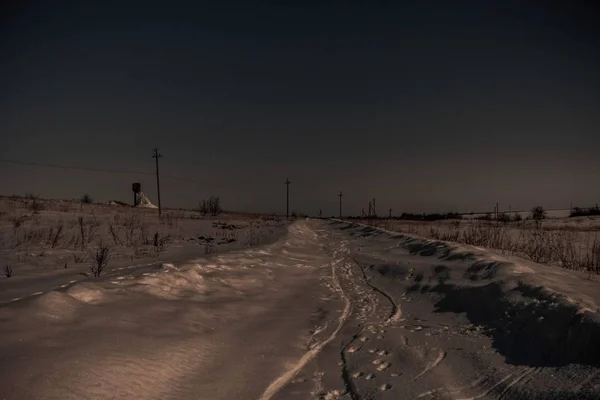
{"left": 380, "top": 383, "right": 392, "bottom": 391}
{"left": 365, "top": 374, "right": 376, "bottom": 380}
{"left": 377, "top": 362, "right": 391, "bottom": 371}
{"left": 352, "top": 371, "right": 364, "bottom": 378}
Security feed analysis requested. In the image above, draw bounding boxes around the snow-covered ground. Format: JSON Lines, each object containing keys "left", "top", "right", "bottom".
{"left": 1, "top": 218, "right": 600, "bottom": 399}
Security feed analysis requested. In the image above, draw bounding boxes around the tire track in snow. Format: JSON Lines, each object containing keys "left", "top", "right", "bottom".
{"left": 571, "top": 370, "right": 600, "bottom": 391}
{"left": 340, "top": 327, "right": 364, "bottom": 400}
{"left": 412, "top": 349, "right": 446, "bottom": 382}
{"left": 258, "top": 251, "right": 353, "bottom": 400}
{"left": 497, "top": 368, "right": 540, "bottom": 400}
{"left": 417, "top": 377, "right": 487, "bottom": 398}
{"left": 455, "top": 373, "right": 514, "bottom": 400}
{"left": 352, "top": 258, "right": 401, "bottom": 324}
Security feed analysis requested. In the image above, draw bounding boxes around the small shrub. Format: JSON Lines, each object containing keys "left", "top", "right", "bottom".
{"left": 531, "top": 206, "right": 546, "bottom": 221}
{"left": 81, "top": 194, "right": 93, "bottom": 204}
{"left": 513, "top": 213, "right": 522, "bottom": 222}
{"left": 199, "top": 196, "right": 222, "bottom": 216}
{"left": 30, "top": 199, "right": 44, "bottom": 214}
{"left": 89, "top": 242, "right": 110, "bottom": 277}
{"left": 153, "top": 232, "right": 171, "bottom": 253}
{"left": 4, "top": 265, "right": 12, "bottom": 278}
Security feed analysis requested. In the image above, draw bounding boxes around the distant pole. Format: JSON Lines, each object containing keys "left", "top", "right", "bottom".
{"left": 285, "top": 178, "right": 291, "bottom": 219}
{"left": 368, "top": 201, "right": 372, "bottom": 217}
{"left": 338, "top": 191, "right": 343, "bottom": 218}
{"left": 372, "top": 198, "right": 377, "bottom": 217}
{"left": 389, "top": 208, "right": 392, "bottom": 218}
{"left": 152, "top": 148, "right": 163, "bottom": 217}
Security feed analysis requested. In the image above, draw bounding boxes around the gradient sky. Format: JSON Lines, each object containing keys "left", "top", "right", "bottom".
{"left": 1, "top": 1, "right": 599, "bottom": 215}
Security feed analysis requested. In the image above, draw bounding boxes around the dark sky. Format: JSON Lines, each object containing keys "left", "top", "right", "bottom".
{"left": 1, "top": 1, "right": 599, "bottom": 215}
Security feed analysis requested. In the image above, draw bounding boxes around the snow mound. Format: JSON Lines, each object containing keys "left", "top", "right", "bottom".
{"left": 67, "top": 282, "right": 108, "bottom": 304}
{"left": 31, "top": 291, "right": 81, "bottom": 321}
{"left": 126, "top": 268, "right": 206, "bottom": 300}
{"left": 136, "top": 191, "right": 158, "bottom": 209}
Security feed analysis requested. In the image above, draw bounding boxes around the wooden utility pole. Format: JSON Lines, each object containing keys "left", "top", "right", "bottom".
{"left": 152, "top": 148, "right": 163, "bottom": 217}
{"left": 338, "top": 191, "right": 343, "bottom": 218}
{"left": 285, "top": 178, "right": 291, "bottom": 219}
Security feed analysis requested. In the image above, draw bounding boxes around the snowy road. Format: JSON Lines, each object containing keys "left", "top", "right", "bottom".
{"left": 1, "top": 220, "right": 599, "bottom": 399}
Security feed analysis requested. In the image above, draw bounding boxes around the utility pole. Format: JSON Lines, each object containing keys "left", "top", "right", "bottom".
{"left": 338, "top": 191, "right": 343, "bottom": 219}
{"left": 372, "top": 198, "right": 376, "bottom": 217}
{"left": 152, "top": 148, "right": 163, "bottom": 217}
{"left": 389, "top": 208, "right": 392, "bottom": 218}
{"left": 285, "top": 178, "right": 291, "bottom": 219}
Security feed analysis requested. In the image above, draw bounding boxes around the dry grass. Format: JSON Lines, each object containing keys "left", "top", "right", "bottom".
{"left": 0, "top": 196, "right": 289, "bottom": 276}
{"left": 364, "top": 218, "right": 600, "bottom": 274}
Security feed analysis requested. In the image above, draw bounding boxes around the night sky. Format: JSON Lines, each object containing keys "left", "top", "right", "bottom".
{"left": 1, "top": 1, "right": 599, "bottom": 215}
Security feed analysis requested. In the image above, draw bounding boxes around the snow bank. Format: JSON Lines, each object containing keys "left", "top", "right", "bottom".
{"left": 332, "top": 220, "right": 600, "bottom": 366}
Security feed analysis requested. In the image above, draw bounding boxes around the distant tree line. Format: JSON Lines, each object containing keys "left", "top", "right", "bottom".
{"left": 198, "top": 196, "right": 223, "bottom": 216}
{"left": 570, "top": 206, "right": 600, "bottom": 217}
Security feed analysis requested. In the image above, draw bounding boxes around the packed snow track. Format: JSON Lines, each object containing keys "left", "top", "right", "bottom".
{"left": 1, "top": 220, "right": 599, "bottom": 399}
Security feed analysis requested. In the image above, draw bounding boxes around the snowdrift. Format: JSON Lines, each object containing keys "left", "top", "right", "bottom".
{"left": 136, "top": 191, "right": 158, "bottom": 209}
{"left": 331, "top": 220, "right": 600, "bottom": 367}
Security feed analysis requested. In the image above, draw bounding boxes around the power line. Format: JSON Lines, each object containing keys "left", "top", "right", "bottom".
{"left": 0, "top": 158, "right": 259, "bottom": 194}
{"left": 0, "top": 158, "right": 153, "bottom": 176}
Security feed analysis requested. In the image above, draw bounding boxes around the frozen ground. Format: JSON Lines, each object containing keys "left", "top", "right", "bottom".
{"left": 1, "top": 219, "right": 600, "bottom": 399}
